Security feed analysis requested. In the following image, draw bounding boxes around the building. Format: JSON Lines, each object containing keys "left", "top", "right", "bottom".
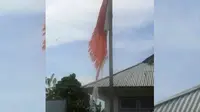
{"left": 83, "top": 55, "right": 154, "bottom": 112}
{"left": 154, "top": 84, "right": 200, "bottom": 112}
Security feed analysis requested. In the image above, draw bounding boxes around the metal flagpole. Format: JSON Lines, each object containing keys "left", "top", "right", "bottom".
{"left": 108, "top": 0, "right": 114, "bottom": 112}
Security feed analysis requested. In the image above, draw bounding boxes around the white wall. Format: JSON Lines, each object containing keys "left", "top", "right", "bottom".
{"left": 100, "top": 95, "right": 118, "bottom": 112}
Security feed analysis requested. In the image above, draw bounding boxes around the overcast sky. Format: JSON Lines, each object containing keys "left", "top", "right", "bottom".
{"left": 0, "top": 0, "right": 44, "bottom": 111}
{"left": 154, "top": 0, "right": 200, "bottom": 103}
{"left": 0, "top": 0, "right": 200, "bottom": 111}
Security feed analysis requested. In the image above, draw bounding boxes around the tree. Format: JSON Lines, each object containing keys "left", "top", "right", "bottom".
{"left": 57, "top": 73, "right": 90, "bottom": 112}
{"left": 46, "top": 73, "right": 90, "bottom": 112}
{"left": 46, "top": 74, "right": 61, "bottom": 100}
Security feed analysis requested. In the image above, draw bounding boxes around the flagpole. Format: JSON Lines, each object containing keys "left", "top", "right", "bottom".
{"left": 108, "top": 0, "right": 114, "bottom": 112}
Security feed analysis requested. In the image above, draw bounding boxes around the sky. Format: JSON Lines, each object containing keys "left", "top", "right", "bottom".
{"left": 0, "top": 0, "right": 44, "bottom": 111}
{"left": 0, "top": 0, "right": 200, "bottom": 111}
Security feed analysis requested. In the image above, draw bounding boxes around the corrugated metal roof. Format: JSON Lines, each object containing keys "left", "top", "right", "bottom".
{"left": 83, "top": 63, "right": 154, "bottom": 88}
{"left": 154, "top": 84, "right": 200, "bottom": 112}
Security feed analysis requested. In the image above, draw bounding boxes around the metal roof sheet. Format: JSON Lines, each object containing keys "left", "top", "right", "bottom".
{"left": 154, "top": 84, "right": 200, "bottom": 112}
{"left": 83, "top": 63, "right": 154, "bottom": 88}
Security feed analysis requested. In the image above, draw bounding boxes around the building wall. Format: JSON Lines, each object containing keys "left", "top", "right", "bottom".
{"left": 102, "top": 95, "right": 119, "bottom": 112}
{"left": 46, "top": 100, "right": 66, "bottom": 112}
{"left": 99, "top": 87, "right": 153, "bottom": 112}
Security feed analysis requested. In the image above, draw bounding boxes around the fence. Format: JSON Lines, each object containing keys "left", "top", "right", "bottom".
{"left": 46, "top": 100, "right": 66, "bottom": 112}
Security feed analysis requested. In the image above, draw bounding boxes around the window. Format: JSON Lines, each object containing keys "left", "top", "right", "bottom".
{"left": 120, "top": 98, "right": 137, "bottom": 109}
{"left": 120, "top": 96, "right": 154, "bottom": 110}
{"left": 138, "top": 96, "right": 154, "bottom": 108}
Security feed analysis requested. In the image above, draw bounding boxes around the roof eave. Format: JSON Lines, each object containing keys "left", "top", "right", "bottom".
{"left": 155, "top": 84, "right": 200, "bottom": 107}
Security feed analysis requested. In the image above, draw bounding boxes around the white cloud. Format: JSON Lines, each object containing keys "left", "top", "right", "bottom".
{"left": 77, "top": 75, "right": 95, "bottom": 86}
{"left": 114, "top": 39, "right": 154, "bottom": 52}
{"left": 46, "top": 0, "right": 154, "bottom": 47}
{"left": 0, "top": 0, "right": 44, "bottom": 14}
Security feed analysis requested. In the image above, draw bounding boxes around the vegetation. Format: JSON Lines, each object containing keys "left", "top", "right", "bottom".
{"left": 88, "top": 100, "right": 104, "bottom": 112}
{"left": 46, "top": 74, "right": 61, "bottom": 100}
{"left": 46, "top": 73, "right": 104, "bottom": 112}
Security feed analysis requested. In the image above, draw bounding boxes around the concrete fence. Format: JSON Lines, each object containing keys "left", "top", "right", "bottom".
{"left": 46, "top": 100, "right": 66, "bottom": 112}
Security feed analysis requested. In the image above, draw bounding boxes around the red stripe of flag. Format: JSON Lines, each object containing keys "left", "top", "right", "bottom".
{"left": 42, "top": 21, "right": 46, "bottom": 51}
{"left": 89, "top": 0, "right": 108, "bottom": 80}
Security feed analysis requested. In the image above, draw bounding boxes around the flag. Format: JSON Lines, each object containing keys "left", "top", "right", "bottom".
{"left": 42, "top": 21, "right": 46, "bottom": 50}
{"left": 88, "top": 0, "right": 109, "bottom": 81}
{"left": 88, "top": 0, "right": 112, "bottom": 109}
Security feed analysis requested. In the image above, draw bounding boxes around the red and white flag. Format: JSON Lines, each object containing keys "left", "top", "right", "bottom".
{"left": 42, "top": 18, "right": 46, "bottom": 51}
{"left": 88, "top": 0, "right": 111, "bottom": 81}
{"left": 89, "top": 0, "right": 112, "bottom": 108}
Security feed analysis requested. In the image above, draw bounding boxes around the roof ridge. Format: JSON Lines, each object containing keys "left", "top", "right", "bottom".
{"left": 155, "top": 84, "right": 200, "bottom": 106}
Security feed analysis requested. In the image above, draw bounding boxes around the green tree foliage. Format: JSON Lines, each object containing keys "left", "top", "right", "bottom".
{"left": 46, "top": 74, "right": 61, "bottom": 100}
{"left": 46, "top": 73, "right": 90, "bottom": 112}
